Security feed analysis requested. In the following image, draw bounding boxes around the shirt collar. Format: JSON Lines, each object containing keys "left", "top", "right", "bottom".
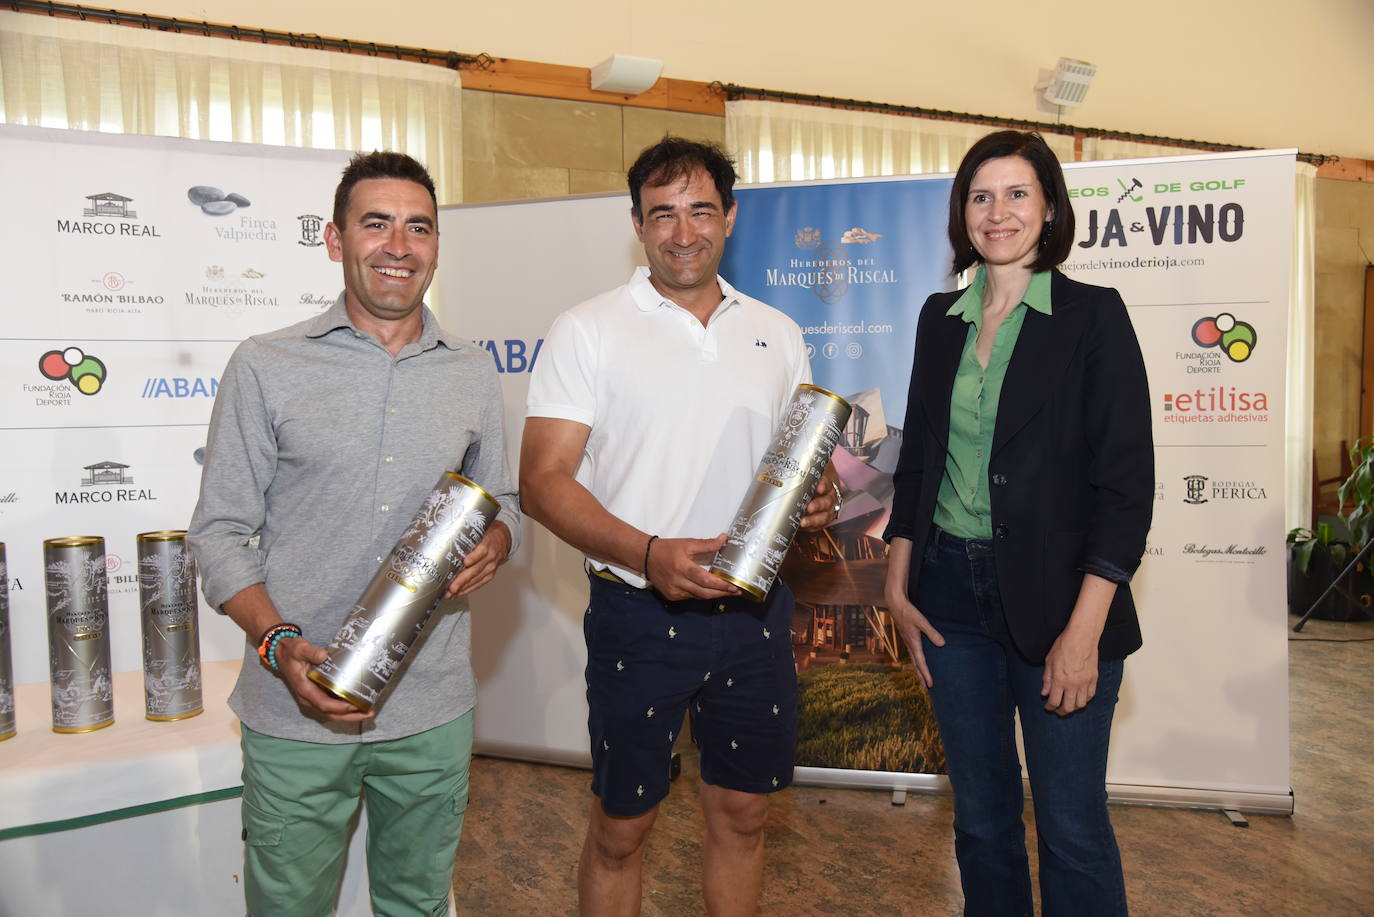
{"left": 946, "top": 269, "right": 1054, "bottom": 326}
{"left": 627, "top": 266, "right": 743, "bottom": 318}
{"left": 304, "top": 292, "right": 458, "bottom": 352}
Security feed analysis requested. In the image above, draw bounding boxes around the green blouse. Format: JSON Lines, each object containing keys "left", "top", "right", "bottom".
{"left": 933, "top": 269, "right": 1053, "bottom": 539}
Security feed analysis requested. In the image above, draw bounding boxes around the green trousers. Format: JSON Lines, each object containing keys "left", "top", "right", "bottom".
{"left": 239, "top": 712, "right": 472, "bottom": 917}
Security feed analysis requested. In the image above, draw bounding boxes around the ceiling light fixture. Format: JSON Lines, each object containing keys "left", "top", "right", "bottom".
{"left": 1037, "top": 58, "right": 1096, "bottom": 107}
{"left": 589, "top": 54, "right": 664, "bottom": 96}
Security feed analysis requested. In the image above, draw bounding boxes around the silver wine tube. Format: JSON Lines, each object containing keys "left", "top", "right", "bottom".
{"left": 44, "top": 536, "right": 115, "bottom": 733}
{"left": 0, "top": 543, "right": 14, "bottom": 740}
{"left": 710, "top": 384, "right": 852, "bottom": 600}
{"left": 137, "top": 531, "right": 204, "bottom": 721}
{"left": 308, "top": 472, "right": 500, "bottom": 713}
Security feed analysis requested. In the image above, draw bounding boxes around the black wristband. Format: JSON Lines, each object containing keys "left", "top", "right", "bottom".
{"left": 642, "top": 535, "right": 659, "bottom": 582}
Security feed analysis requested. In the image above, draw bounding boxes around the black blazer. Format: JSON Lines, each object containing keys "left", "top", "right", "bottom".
{"left": 886, "top": 269, "right": 1154, "bottom": 664}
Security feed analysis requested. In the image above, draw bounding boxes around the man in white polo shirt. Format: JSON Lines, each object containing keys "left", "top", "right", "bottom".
{"left": 520, "top": 137, "right": 837, "bottom": 917}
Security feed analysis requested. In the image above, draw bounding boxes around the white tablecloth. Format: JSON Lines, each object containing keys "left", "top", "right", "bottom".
{"left": 0, "top": 659, "right": 243, "bottom": 834}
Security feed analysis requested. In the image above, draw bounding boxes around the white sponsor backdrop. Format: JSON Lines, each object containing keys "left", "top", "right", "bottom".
{"left": 0, "top": 124, "right": 380, "bottom": 917}
{"left": 0, "top": 124, "right": 350, "bottom": 687}
{"left": 1061, "top": 150, "right": 1293, "bottom": 802}
{"left": 442, "top": 193, "right": 646, "bottom": 766}
{"left": 444, "top": 148, "right": 1294, "bottom": 810}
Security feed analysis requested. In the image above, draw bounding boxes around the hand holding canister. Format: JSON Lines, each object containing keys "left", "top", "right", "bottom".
{"left": 710, "top": 384, "right": 852, "bottom": 600}
{"left": 308, "top": 472, "right": 499, "bottom": 713}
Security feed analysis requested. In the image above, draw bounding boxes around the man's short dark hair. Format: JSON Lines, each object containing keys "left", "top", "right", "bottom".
{"left": 948, "top": 130, "right": 1075, "bottom": 274}
{"left": 627, "top": 137, "right": 737, "bottom": 221}
{"left": 332, "top": 151, "right": 438, "bottom": 227}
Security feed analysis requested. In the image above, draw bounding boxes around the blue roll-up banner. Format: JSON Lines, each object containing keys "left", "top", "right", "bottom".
{"left": 723, "top": 175, "right": 957, "bottom": 775}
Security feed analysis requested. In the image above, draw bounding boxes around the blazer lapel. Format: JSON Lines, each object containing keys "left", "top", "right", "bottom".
{"left": 992, "top": 272, "right": 1088, "bottom": 454}
{"left": 918, "top": 306, "right": 965, "bottom": 450}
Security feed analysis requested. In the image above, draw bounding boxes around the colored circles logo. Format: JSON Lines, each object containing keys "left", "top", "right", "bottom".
{"left": 39, "top": 346, "right": 107, "bottom": 395}
{"left": 1191, "top": 313, "right": 1256, "bottom": 363}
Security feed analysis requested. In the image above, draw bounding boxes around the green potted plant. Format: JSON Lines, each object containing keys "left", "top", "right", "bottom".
{"left": 1287, "top": 522, "right": 1348, "bottom": 620}
{"left": 1338, "top": 435, "right": 1374, "bottom": 548}
{"left": 1335, "top": 435, "right": 1374, "bottom": 620}
{"left": 1290, "top": 436, "right": 1374, "bottom": 622}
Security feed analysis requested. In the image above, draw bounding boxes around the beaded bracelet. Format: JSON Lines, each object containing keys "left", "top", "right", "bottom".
{"left": 256, "top": 622, "right": 303, "bottom": 673}
{"left": 265, "top": 629, "right": 300, "bottom": 673}
{"left": 263, "top": 627, "right": 301, "bottom": 673}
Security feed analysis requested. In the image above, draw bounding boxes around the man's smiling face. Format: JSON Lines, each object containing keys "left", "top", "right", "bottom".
{"left": 326, "top": 177, "right": 439, "bottom": 325}
{"left": 632, "top": 167, "right": 736, "bottom": 305}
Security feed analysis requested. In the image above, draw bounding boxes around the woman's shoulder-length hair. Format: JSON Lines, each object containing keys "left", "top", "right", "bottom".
{"left": 948, "top": 130, "right": 1076, "bottom": 275}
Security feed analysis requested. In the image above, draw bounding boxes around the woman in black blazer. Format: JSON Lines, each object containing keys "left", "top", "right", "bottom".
{"left": 883, "top": 131, "right": 1153, "bottom": 917}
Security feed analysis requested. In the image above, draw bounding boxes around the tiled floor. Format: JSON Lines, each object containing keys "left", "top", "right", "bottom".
{"left": 452, "top": 616, "right": 1374, "bottom": 915}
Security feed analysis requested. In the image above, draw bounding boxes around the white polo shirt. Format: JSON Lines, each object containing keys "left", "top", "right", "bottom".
{"left": 527, "top": 267, "right": 811, "bottom": 587}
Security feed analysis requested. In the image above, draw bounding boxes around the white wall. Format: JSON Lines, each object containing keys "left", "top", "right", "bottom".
{"left": 115, "top": 0, "right": 1374, "bottom": 158}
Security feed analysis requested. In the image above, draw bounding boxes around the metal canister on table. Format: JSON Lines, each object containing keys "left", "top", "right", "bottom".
{"left": 137, "top": 530, "right": 203, "bottom": 722}
{"left": 0, "top": 543, "right": 15, "bottom": 741}
{"left": 44, "top": 536, "right": 115, "bottom": 733}
{"left": 710, "top": 383, "right": 852, "bottom": 600}
{"left": 308, "top": 472, "right": 500, "bottom": 713}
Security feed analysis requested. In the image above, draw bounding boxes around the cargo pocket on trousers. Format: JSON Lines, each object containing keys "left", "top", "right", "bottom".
{"left": 240, "top": 797, "right": 285, "bottom": 848}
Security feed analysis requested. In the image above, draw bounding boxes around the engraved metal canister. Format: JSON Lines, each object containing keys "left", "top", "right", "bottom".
{"left": 137, "top": 531, "right": 203, "bottom": 721}
{"left": 710, "top": 384, "right": 852, "bottom": 600}
{"left": 308, "top": 472, "right": 500, "bottom": 713}
{"left": 0, "top": 543, "right": 15, "bottom": 741}
{"left": 44, "top": 536, "right": 115, "bottom": 733}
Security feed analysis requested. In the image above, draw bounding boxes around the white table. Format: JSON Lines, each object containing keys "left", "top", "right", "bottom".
{"left": 0, "top": 661, "right": 396, "bottom": 916}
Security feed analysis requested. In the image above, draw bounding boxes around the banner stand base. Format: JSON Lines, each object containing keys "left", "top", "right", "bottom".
{"left": 792, "top": 766, "right": 1295, "bottom": 816}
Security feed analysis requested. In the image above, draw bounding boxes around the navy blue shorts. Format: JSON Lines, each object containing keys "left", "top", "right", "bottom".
{"left": 584, "top": 571, "right": 800, "bottom": 816}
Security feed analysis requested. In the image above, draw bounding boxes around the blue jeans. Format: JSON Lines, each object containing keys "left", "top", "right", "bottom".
{"left": 915, "top": 527, "right": 1128, "bottom": 917}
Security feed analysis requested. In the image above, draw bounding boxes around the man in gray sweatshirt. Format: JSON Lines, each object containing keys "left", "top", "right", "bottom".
{"left": 189, "top": 151, "right": 519, "bottom": 917}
